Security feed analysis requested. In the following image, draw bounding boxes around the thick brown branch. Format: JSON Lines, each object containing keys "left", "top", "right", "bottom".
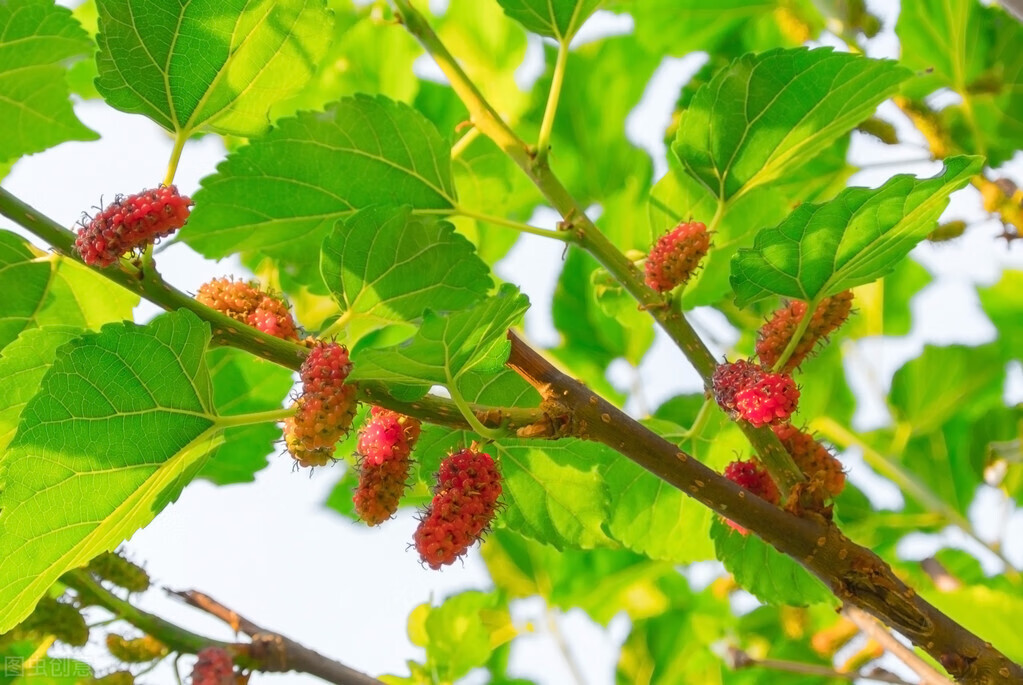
{"left": 506, "top": 331, "right": 1023, "bottom": 684}
{"left": 168, "top": 589, "right": 381, "bottom": 685}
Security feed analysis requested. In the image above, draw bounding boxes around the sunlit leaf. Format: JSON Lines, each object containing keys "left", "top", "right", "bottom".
{"left": 95, "top": 0, "right": 333, "bottom": 136}
{"left": 624, "top": 0, "right": 824, "bottom": 57}
{"left": 198, "top": 347, "right": 293, "bottom": 485}
{"left": 897, "top": 0, "right": 1023, "bottom": 164}
{"left": 978, "top": 269, "right": 1023, "bottom": 362}
{"left": 0, "top": 326, "right": 83, "bottom": 452}
{"left": 497, "top": 438, "right": 614, "bottom": 550}
{"left": 0, "top": 311, "right": 219, "bottom": 632}
{"left": 675, "top": 47, "right": 910, "bottom": 201}
{"left": 496, "top": 0, "right": 601, "bottom": 41}
{"left": 181, "top": 95, "right": 457, "bottom": 277}
{"left": 711, "top": 518, "right": 833, "bottom": 606}
{"left": 347, "top": 284, "right": 527, "bottom": 400}
{"left": 320, "top": 206, "right": 492, "bottom": 348}
{"left": 889, "top": 343, "right": 1004, "bottom": 436}
{"left": 0, "top": 0, "right": 98, "bottom": 164}
{"left": 730, "top": 156, "right": 982, "bottom": 307}
{"left": 0, "top": 230, "right": 138, "bottom": 353}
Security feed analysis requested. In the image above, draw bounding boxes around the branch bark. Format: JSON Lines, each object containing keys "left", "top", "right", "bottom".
{"left": 505, "top": 331, "right": 1022, "bottom": 684}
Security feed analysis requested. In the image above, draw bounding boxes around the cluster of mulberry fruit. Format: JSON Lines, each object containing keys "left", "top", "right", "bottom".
{"left": 197, "top": 277, "right": 300, "bottom": 342}
{"left": 645, "top": 220, "right": 711, "bottom": 292}
{"left": 353, "top": 407, "right": 422, "bottom": 525}
{"left": 74, "top": 186, "right": 192, "bottom": 267}
{"left": 722, "top": 459, "right": 780, "bottom": 535}
{"left": 756, "top": 291, "right": 854, "bottom": 373}
{"left": 712, "top": 359, "right": 800, "bottom": 427}
{"left": 284, "top": 342, "right": 358, "bottom": 468}
{"left": 414, "top": 446, "right": 502, "bottom": 569}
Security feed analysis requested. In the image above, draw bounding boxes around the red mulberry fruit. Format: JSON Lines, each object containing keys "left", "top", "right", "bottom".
{"left": 191, "top": 647, "right": 235, "bottom": 685}
{"left": 74, "top": 186, "right": 192, "bottom": 267}
{"left": 247, "top": 296, "right": 300, "bottom": 341}
{"left": 713, "top": 360, "right": 799, "bottom": 426}
{"left": 353, "top": 407, "right": 421, "bottom": 525}
{"left": 644, "top": 220, "right": 710, "bottom": 292}
{"left": 414, "top": 447, "right": 502, "bottom": 569}
{"left": 772, "top": 423, "right": 845, "bottom": 496}
{"left": 284, "top": 342, "right": 357, "bottom": 467}
{"left": 723, "top": 459, "right": 779, "bottom": 534}
{"left": 756, "top": 291, "right": 854, "bottom": 373}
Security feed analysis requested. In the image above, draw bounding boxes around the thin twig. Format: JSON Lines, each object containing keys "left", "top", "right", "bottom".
{"left": 843, "top": 606, "right": 954, "bottom": 685}
{"left": 167, "top": 589, "right": 382, "bottom": 685}
{"left": 545, "top": 609, "right": 585, "bottom": 685}
{"left": 726, "top": 646, "right": 915, "bottom": 685}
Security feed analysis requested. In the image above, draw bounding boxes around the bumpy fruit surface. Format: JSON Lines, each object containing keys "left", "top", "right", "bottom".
{"left": 106, "top": 634, "right": 168, "bottom": 662}
{"left": 191, "top": 647, "right": 235, "bottom": 685}
{"left": 284, "top": 342, "right": 357, "bottom": 467}
{"left": 711, "top": 359, "right": 763, "bottom": 410}
{"left": 414, "top": 448, "right": 502, "bottom": 569}
{"left": 87, "top": 551, "right": 150, "bottom": 592}
{"left": 74, "top": 186, "right": 192, "bottom": 267}
{"left": 353, "top": 408, "right": 422, "bottom": 525}
{"left": 772, "top": 423, "right": 845, "bottom": 496}
{"left": 20, "top": 596, "right": 89, "bottom": 646}
{"left": 644, "top": 220, "right": 710, "bottom": 292}
{"left": 756, "top": 291, "right": 854, "bottom": 372}
{"left": 733, "top": 372, "right": 800, "bottom": 427}
{"left": 713, "top": 360, "right": 799, "bottom": 426}
{"left": 722, "top": 459, "right": 779, "bottom": 535}
{"left": 196, "top": 278, "right": 300, "bottom": 342}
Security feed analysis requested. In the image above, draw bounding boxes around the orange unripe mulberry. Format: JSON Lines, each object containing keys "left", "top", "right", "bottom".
{"left": 284, "top": 342, "right": 358, "bottom": 467}
{"left": 353, "top": 407, "right": 421, "bottom": 525}
{"left": 196, "top": 278, "right": 300, "bottom": 342}
{"left": 756, "top": 291, "right": 854, "bottom": 373}
{"left": 645, "top": 220, "right": 710, "bottom": 292}
{"left": 772, "top": 423, "right": 845, "bottom": 496}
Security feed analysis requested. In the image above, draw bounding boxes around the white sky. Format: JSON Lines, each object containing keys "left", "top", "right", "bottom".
{"left": 2, "top": 1, "right": 1022, "bottom": 683}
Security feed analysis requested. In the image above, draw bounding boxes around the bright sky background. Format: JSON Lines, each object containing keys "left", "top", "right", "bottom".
{"left": 2, "top": 1, "right": 1022, "bottom": 683}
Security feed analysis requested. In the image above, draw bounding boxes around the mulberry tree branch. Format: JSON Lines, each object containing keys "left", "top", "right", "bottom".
{"left": 389, "top": 0, "right": 806, "bottom": 497}
{"left": 167, "top": 589, "right": 381, "bottom": 685}
{"left": 504, "top": 333, "right": 1022, "bottom": 684}
{"left": 0, "top": 187, "right": 544, "bottom": 438}
{"left": 61, "top": 571, "right": 381, "bottom": 685}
